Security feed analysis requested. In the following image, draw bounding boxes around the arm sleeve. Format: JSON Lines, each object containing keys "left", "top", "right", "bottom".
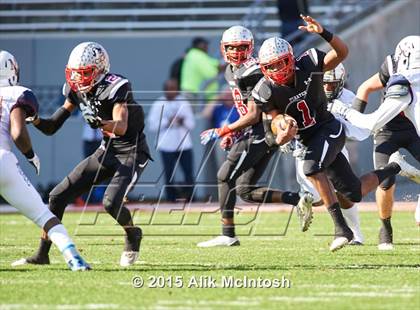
{"left": 346, "top": 94, "right": 411, "bottom": 132}
{"left": 34, "top": 107, "right": 71, "bottom": 135}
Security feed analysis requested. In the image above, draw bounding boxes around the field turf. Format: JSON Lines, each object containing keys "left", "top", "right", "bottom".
{"left": 0, "top": 207, "right": 419, "bottom": 310}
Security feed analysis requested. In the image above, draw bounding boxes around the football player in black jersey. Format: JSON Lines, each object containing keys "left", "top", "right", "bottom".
{"left": 23, "top": 42, "right": 151, "bottom": 266}
{"left": 252, "top": 15, "right": 403, "bottom": 251}
{"left": 198, "top": 26, "right": 313, "bottom": 247}
{"left": 348, "top": 49, "right": 420, "bottom": 250}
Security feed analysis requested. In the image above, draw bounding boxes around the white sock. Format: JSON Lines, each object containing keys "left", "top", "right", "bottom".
{"left": 47, "top": 224, "right": 74, "bottom": 253}
{"left": 415, "top": 195, "right": 420, "bottom": 224}
{"left": 342, "top": 205, "right": 364, "bottom": 243}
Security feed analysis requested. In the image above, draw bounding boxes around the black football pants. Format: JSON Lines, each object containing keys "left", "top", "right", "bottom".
{"left": 48, "top": 146, "right": 149, "bottom": 226}
{"left": 217, "top": 136, "right": 276, "bottom": 219}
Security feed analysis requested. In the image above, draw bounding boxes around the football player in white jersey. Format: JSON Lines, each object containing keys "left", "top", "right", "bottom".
{"left": 331, "top": 36, "right": 420, "bottom": 153}
{"left": 332, "top": 36, "right": 420, "bottom": 249}
{"left": 0, "top": 50, "right": 90, "bottom": 271}
{"left": 292, "top": 63, "right": 367, "bottom": 244}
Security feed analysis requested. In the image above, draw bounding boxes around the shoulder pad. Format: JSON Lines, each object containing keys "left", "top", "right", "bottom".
{"left": 385, "top": 74, "right": 411, "bottom": 98}
{"left": 252, "top": 77, "right": 271, "bottom": 103}
{"left": 101, "top": 74, "right": 129, "bottom": 100}
{"left": 235, "top": 59, "right": 261, "bottom": 78}
{"left": 387, "top": 74, "right": 410, "bottom": 87}
{"left": 296, "top": 48, "right": 318, "bottom": 65}
{"left": 385, "top": 84, "right": 410, "bottom": 99}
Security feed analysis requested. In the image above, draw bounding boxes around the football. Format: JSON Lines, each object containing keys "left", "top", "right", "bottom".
{"left": 271, "top": 114, "right": 297, "bottom": 135}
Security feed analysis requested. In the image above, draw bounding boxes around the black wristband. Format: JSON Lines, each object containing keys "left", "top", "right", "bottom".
{"left": 351, "top": 98, "right": 368, "bottom": 113}
{"left": 319, "top": 28, "right": 333, "bottom": 42}
{"left": 24, "top": 148, "right": 35, "bottom": 159}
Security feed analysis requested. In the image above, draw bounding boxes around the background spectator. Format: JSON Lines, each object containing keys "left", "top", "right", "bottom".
{"left": 169, "top": 48, "right": 189, "bottom": 86}
{"left": 180, "top": 37, "right": 224, "bottom": 108}
{"left": 148, "top": 79, "right": 196, "bottom": 202}
{"left": 277, "top": 0, "right": 309, "bottom": 45}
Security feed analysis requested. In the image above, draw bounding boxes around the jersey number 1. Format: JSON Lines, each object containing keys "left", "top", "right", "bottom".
{"left": 297, "top": 100, "right": 316, "bottom": 127}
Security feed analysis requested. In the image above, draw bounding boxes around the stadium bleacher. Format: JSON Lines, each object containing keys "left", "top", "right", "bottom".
{"left": 0, "top": 0, "right": 381, "bottom": 36}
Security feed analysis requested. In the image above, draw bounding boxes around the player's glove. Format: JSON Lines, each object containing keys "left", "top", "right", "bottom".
{"left": 24, "top": 149, "right": 40, "bottom": 175}
{"left": 292, "top": 141, "right": 307, "bottom": 159}
{"left": 25, "top": 113, "right": 39, "bottom": 124}
{"left": 200, "top": 125, "right": 232, "bottom": 145}
{"left": 80, "top": 102, "right": 103, "bottom": 129}
{"left": 328, "top": 100, "right": 350, "bottom": 119}
{"left": 279, "top": 141, "right": 295, "bottom": 154}
{"left": 219, "top": 131, "right": 243, "bottom": 150}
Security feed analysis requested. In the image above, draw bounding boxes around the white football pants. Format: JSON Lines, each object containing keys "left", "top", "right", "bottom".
{"left": 0, "top": 149, "right": 54, "bottom": 228}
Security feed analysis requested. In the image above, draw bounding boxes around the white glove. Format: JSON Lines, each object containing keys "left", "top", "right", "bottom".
{"left": 329, "top": 100, "right": 350, "bottom": 119}
{"left": 25, "top": 114, "right": 39, "bottom": 124}
{"left": 279, "top": 141, "right": 295, "bottom": 154}
{"left": 27, "top": 154, "right": 41, "bottom": 175}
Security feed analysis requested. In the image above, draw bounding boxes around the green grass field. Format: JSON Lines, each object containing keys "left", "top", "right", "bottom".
{"left": 0, "top": 208, "right": 419, "bottom": 310}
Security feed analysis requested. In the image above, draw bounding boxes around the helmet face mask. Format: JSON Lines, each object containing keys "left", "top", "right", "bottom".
{"left": 261, "top": 54, "right": 295, "bottom": 85}
{"left": 66, "top": 42, "right": 110, "bottom": 93}
{"left": 323, "top": 63, "right": 346, "bottom": 101}
{"left": 222, "top": 42, "right": 253, "bottom": 65}
{"left": 0, "top": 50, "right": 19, "bottom": 87}
{"left": 220, "top": 26, "right": 254, "bottom": 66}
{"left": 65, "top": 65, "right": 99, "bottom": 93}
{"left": 259, "top": 37, "right": 295, "bottom": 85}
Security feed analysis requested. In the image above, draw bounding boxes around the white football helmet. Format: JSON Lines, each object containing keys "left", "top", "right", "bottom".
{"left": 258, "top": 37, "right": 295, "bottom": 85}
{"left": 0, "top": 50, "right": 19, "bottom": 87}
{"left": 394, "top": 35, "right": 420, "bottom": 74}
{"left": 323, "top": 63, "right": 346, "bottom": 100}
{"left": 220, "top": 25, "right": 254, "bottom": 66}
{"left": 65, "top": 42, "right": 110, "bottom": 93}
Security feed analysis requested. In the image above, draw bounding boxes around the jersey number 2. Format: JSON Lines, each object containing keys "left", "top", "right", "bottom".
{"left": 297, "top": 100, "right": 316, "bottom": 127}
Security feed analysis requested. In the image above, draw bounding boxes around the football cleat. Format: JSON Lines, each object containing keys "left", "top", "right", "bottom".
{"left": 120, "top": 227, "right": 142, "bottom": 267}
{"left": 197, "top": 235, "right": 240, "bottom": 247}
{"left": 11, "top": 254, "right": 50, "bottom": 266}
{"left": 378, "top": 243, "right": 394, "bottom": 251}
{"left": 120, "top": 251, "right": 139, "bottom": 267}
{"left": 296, "top": 192, "right": 314, "bottom": 232}
{"left": 66, "top": 255, "right": 91, "bottom": 271}
{"left": 330, "top": 237, "right": 350, "bottom": 252}
{"left": 330, "top": 227, "right": 353, "bottom": 252}
{"left": 389, "top": 152, "right": 420, "bottom": 184}
{"left": 349, "top": 240, "right": 363, "bottom": 246}
{"left": 62, "top": 245, "right": 91, "bottom": 271}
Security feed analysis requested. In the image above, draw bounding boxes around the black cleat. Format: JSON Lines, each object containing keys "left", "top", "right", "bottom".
{"left": 12, "top": 254, "right": 50, "bottom": 266}
{"left": 378, "top": 224, "right": 393, "bottom": 250}
{"left": 120, "top": 227, "right": 142, "bottom": 267}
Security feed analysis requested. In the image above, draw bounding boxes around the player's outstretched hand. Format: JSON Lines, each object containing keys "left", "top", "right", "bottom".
{"left": 200, "top": 125, "right": 232, "bottom": 145}
{"left": 298, "top": 14, "right": 323, "bottom": 34}
{"left": 27, "top": 153, "right": 41, "bottom": 175}
{"left": 329, "top": 100, "right": 350, "bottom": 119}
